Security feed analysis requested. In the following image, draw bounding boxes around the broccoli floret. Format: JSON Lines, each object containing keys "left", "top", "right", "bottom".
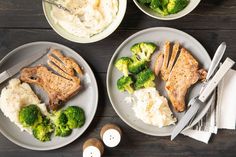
{"left": 51, "top": 106, "right": 85, "bottom": 137}
{"left": 138, "top": 0, "right": 152, "bottom": 4}
{"left": 128, "top": 56, "right": 147, "bottom": 74}
{"left": 150, "top": 0, "right": 162, "bottom": 8}
{"left": 32, "top": 117, "right": 54, "bottom": 142}
{"left": 117, "top": 76, "right": 134, "bottom": 94}
{"left": 162, "top": 0, "right": 169, "bottom": 6}
{"left": 19, "top": 105, "right": 42, "bottom": 128}
{"left": 140, "top": 0, "right": 169, "bottom": 16}
{"left": 167, "top": 0, "right": 189, "bottom": 14}
{"left": 139, "top": 42, "right": 157, "bottom": 60}
{"left": 55, "top": 124, "right": 72, "bottom": 137}
{"left": 130, "top": 43, "right": 141, "bottom": 54}
{"left": 130, "top": 42, "right": 157, "bottom": 61}
{"left": 53, "top": 111, "right": 68, "bottom": 126}
{"left": 115, "top": 57, "right": 132, "bottom": 76}
{"left": 50, "top": 111, "right": 72, "bottom": 137}
{"left": 151, "top": 6, "right": 169, "bottom": 16}
{"left": 64, "top": 106, "right": 86, "bottom": 129}
{"left": 135, "top": 69, "right": 156, "bottom": 89}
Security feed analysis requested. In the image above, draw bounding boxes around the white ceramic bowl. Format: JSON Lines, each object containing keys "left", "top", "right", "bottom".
{"left": 133, "top": 0, "right": 201, "bottom": 20}
{"left": 42, "top": 1, "right": 127, "bottom": 43}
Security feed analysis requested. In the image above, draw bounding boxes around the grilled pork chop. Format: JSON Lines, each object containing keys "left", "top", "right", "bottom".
{"left": 155, "top": 42, "right": 207, "bottom": 112}
{"left": 20, "top": 49, "right": 83, "bottom": 111}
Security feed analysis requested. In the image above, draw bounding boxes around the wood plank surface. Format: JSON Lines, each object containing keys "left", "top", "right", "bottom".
{"left": 0, "top": 0, "right": 235, "bottom": 29}
{"left": 0, "top": 29, "right": 236, "bottom": 73}
{"left": 0, "top": 0, "right": 235, "bottom": 157}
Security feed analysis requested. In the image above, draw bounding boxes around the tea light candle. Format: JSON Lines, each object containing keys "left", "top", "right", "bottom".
{"left": 100, "top": 123, "right": 122, "bottom": 147}
{"left": 83, "top": 138, "right": 104, "bottom": 157}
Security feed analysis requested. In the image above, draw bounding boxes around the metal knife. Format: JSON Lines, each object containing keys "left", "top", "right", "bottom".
{"left": 0, "top": 50, "right": 48, "bottom": 84}
{"left": 171, "top": 57, "right": 235, "bottom": 140}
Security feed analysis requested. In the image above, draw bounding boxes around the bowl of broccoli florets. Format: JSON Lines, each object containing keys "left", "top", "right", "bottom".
{"left": 133, "top": 0, "right": 201, "bottom": 20}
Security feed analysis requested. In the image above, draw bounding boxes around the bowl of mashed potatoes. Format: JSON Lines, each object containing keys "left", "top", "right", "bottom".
{"left": 43, "top": 0, "right": 126, "bottom": 43}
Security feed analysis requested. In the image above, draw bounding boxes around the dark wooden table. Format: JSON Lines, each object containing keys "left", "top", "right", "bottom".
{"left": 0, "top": 0, "right": 235, "bottom": 157}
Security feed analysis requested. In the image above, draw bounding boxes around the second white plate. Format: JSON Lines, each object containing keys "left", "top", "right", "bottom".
{"left": 107, "top": 27, "right": 215, "bottom": 136}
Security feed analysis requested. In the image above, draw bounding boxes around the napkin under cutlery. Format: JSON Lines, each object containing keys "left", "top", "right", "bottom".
{"left": 182, "top": 69, "right": 236, "bottom": 143}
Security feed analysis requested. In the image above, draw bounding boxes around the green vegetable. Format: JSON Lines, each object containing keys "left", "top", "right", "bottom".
{"left": 138, "top": 0, "right": 189, "bottom": 16}
{"left": 32, "top": 117, "right": 54, "bottom": 142}
{"left": 130, "top": 42, "right": 157, "bottom": 61}
{"left": 138, "top": 0, "right": 152, "bottom": 4}
{"left": 51, "top": 106, "right": 85, "bottom": 137}
{"left": 55, "top": 124, "right": 72, "bottom": 137}
{"left": 128, "top": 56, "right": 147, "bottom": 74}
{"left": 19, "top": 105, "right": 42, "bottom": 128}
{"left": 64, "top": 106, "right": 86, "bottom": 129}
{"left": 117, "top": 76, "right": 134, "bottom": 94}
{"left": 167, "top": 0, "right": 189, "bottom": 14}
{"left": 115, "top": 57, "right": 132, "bottom": 76}
{"left": 135, "top": 69, "right": 155, "bottom": 89}
{"left": 150, "top": 0, "right": 162, "bottom": 8}
{"left": 51, "top": 111, "right": 72, "bottom": 137}
{"left": 130, "top": 43, "right": 141, "bottom": 54}
{"left": 150, "top": 5, "right": 169, "bottom": 16}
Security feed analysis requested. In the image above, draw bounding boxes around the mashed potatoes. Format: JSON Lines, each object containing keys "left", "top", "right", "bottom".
{"left": 0, "top": 79, "right": 47, "bottom": 133}
{"left": 128, "top": 87, "right": 176, "bottom": 128}
{"left": 50, "top": 0, "right": 119, "bottom": 38}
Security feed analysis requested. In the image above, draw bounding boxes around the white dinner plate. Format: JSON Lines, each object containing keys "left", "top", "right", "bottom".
{"left": 107, "top": 27, "right": 215, "bottom": 136}
{"left": 0, "top": 42, "right": 98, "bottom": 150}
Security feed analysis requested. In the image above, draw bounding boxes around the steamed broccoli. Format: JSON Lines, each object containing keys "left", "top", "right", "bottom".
{"left": 51, "top": 106, "right": 85, "bottom": 137}
{"left": 151, "top": 6, "right": 169, "bottom": 16}
{"left": 150, "top": 0, "right": 169, "bottom": 16}
{"left": 130, "top": 42, "right": 157, "bottom": 61}
{"left": 115, "top": 57, "right": 132, "bottom": 76}
{"left": 64, "top": 106, "right": 86, "bottom": 129}
{"left": 19, "top": 105, "right": 43, "bottom": 128}
{"left": 135, "top": 69, "right": 155, "bottom": 89}
{"left": 150, "top": 0, "right": 162, "bottom": 8}
{"left": 130, "top": 43, "right": 141, "bottom": 54}
{"left": 128, "top": 56, "right": 147, "bottom": 74}
{"left": 138, "top": 0, "right": 189, "bottom": 15}
{"left": 51, "top": 111, "right": 72, "bottom": 137}
{"left": 167, "top": 0, "right": 189, "bottom": 14}
{"left": 55, "top": 124, "right": 72, "bottom": 137}
{"left": 138, "top": 0, "right": 152, "bottom": 4}
{"left": 117, "top": 76, "right": 134, "bottom": 94}
{"left": 32, "top": 117, "right": 54, "bottom": 142}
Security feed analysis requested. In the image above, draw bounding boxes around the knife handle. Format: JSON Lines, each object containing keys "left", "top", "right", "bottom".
{"left": 0, "top": 71, "right": 10, "bottom": 84}
{"left": 199, "top": 58, "right": 235, "bottom": 102}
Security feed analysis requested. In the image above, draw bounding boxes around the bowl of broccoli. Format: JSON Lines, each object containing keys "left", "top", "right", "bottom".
{"left": 133, "top": 0, "right": 201, "bottom": 20}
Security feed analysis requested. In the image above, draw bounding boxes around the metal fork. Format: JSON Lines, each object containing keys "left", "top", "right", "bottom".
{"left": 187, "top": 42, "right": 226, "bottom": 125}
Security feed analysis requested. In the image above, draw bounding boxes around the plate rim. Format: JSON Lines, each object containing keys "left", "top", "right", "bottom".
{"left": 106, "top": 27, "right": 214, "bottom": 136}
{"left": 0, "top": 41, "right": 98, "bottom": 150}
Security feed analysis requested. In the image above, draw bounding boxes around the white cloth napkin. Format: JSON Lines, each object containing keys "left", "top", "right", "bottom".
{"left": 182, "top": 69, "right": 236, "bottom": 143}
